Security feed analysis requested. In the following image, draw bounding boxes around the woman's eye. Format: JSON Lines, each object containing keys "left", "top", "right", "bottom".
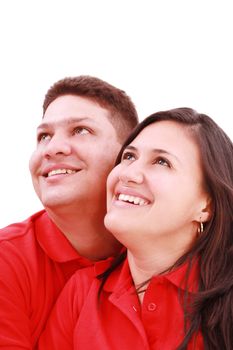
{"left": 74, "top": 127, "right": 90, "bottom": 135}
{"left": 121, "top": 152, "right": 135, "bottom": 161}
{"left": 155, "top": 157, "right": 170, "bottom": 167}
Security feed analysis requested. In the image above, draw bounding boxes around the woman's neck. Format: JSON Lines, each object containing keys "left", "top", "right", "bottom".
{"left": 127, "top": 227, "right": 197, "bottom": 288}
{"left": 127, "top": 241, "right": 191, "bottom": 286}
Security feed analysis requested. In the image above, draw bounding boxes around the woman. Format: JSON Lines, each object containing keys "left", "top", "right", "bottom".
{"left": 39, "top": 108, "right": 233, "bottom": 349}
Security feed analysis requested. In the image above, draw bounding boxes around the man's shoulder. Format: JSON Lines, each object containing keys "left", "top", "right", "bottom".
{"left": 0, "top": 210, "right": 47, "bottom": 242}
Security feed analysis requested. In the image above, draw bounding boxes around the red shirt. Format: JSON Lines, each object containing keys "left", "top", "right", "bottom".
{"left": 0, "top": 210, "right": 93, "bottom": 349}
{"left": 39, "top": 257, "right": 203, "bottom": 349}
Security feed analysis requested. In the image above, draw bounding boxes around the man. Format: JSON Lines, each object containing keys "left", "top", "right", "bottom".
{"left": 0, "top": 76, "right": 138, "bottom": 348}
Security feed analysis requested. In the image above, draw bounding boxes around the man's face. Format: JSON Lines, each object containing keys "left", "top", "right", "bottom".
{"left": 29, "top": 95, "right": 122, "bottom": 216}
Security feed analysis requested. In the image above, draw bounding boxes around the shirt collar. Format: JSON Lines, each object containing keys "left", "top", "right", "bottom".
{"left": 94, "top": 257, "right": 133, "bottom": 293}
{"left": 94, "top": 255, "right": 199, "bottom": 294}
{"left": 162, "top": 258, "right": 199, "bottom": 292}
{"left": 35, "top": 210, "right": 91, "bottom": 264}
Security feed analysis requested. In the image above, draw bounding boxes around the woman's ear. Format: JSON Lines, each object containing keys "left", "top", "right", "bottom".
{"left": 196, "top": 195, "right": 212, "bottom": 223}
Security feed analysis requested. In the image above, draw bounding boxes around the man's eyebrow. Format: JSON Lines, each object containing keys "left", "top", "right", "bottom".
{"left": 123, "top": 145, "right": 137, "bottom": 151}
{"left": 37, "top": 117, "right": 94, "bottom": 130}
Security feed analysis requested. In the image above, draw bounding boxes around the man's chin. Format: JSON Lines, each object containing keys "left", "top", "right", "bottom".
{"left": 40, "top": 196, "right": 74, "bottom": 210}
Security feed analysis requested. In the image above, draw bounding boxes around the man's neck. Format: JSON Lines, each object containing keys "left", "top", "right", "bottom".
{"left": 46, "top": 208, "right": 122, "bottom": 261}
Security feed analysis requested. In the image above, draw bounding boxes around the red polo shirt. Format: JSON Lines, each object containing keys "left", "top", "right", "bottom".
{"left": 39, "top": 257, "right": 203, "bottom": 349}
{"left": 0, "top": 210, "right": 93, "bottom": 349}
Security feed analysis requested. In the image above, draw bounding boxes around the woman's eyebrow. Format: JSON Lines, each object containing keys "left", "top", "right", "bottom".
{"left": 124, "top": 145, "right": 180, "bottom": 163}
{"left": 151, "top": 148, "right": 180, "bottom": 162}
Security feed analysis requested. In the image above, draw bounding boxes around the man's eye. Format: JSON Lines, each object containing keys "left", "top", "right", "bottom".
{"left": 74, "top": 127, "right": 90, "bottom": 135}
{"left": 37, "top": 133, "right": 50, "bottom": 142}
{"left": 121, "top": 152, "right": 135, "bottom": 161}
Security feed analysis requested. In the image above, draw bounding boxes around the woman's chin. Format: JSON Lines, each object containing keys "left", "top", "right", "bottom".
{"left": 104, "top": 213, "right": 135, "bottom": 247}
{"left": 104, "top": 212, "right": 119, "bottom": 234}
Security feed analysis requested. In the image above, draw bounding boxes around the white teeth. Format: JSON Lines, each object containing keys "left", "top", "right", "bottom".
{"left": 133, "top": 197, "right": 140, "bottom": 205}
{"left": 66, "top": 169, "right": 76, "bottom": 174}
{"left": 118, "top": 194, "right": 125, "bottom": 201}
{"left": 118, "top": 193, "right": 148, "bottom": 206}
{"left": 47, "top": 169, "right": 77, "bottom": 177}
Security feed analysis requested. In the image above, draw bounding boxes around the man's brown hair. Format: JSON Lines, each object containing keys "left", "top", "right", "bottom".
{"left": 43, "top": 76, "right": 138, "bottom": 142}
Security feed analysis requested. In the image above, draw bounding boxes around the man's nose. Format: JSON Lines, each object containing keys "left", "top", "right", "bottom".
{"left": 43, "top": 134, "right": 72, "bottom": 158}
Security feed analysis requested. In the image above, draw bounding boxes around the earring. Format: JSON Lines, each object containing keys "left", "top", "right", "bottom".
{"left": 197, "top": 221, "right": 204, "bottom": 234}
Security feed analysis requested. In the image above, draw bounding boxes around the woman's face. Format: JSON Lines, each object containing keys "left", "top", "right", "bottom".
{"left": 105, "top": 120, "right": 211, "bottom": 250}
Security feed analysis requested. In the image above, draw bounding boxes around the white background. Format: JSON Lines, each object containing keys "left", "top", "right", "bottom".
{"left": 0, "top": 0, "right": 232, "bottom": 228}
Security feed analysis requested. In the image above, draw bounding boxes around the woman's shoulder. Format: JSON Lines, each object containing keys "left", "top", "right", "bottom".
{"left": 65, "top": 257, "right": 115, "bottom": 296}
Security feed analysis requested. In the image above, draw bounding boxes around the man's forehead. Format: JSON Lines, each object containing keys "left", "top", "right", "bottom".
{"left": 37, "top": 116, "right": 98, "bottom": 130}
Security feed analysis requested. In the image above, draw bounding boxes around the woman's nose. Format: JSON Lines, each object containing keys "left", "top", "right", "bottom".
{"left": 118, "top": 162, "right": 144, "bottom": 185}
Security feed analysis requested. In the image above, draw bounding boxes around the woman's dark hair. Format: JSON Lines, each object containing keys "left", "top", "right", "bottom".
{"left": 99, "top": 107, "right": 233, "bottom": 349}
